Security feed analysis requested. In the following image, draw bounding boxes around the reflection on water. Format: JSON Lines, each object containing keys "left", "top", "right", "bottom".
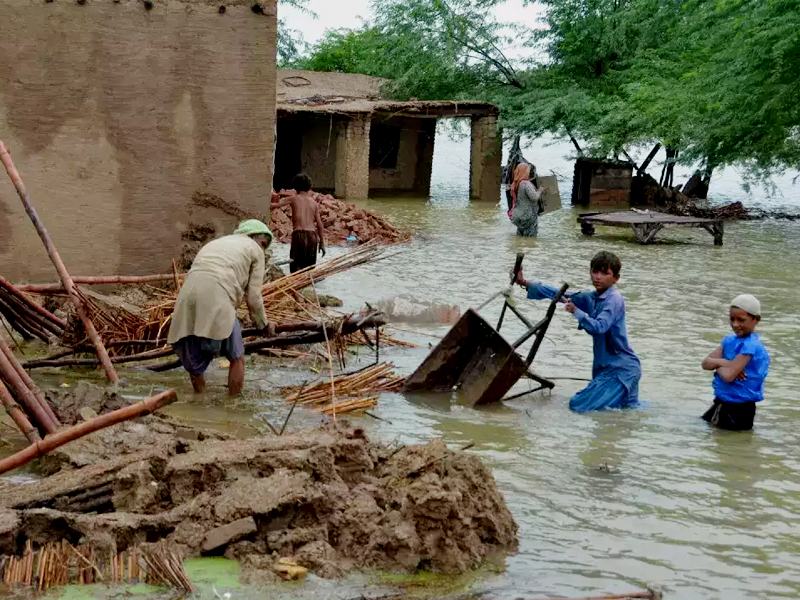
{"left": 4, "top": 137, "right": 800, "bottom": 599}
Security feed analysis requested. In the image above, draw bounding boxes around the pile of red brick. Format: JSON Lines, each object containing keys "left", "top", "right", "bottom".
{"left": 269, "top": 190, "right": 411, "bottom": 245}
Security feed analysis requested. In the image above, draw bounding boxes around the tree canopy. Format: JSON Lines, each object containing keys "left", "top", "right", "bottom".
{"left": 288, "top": 0, "right": 800, "bottom": 179}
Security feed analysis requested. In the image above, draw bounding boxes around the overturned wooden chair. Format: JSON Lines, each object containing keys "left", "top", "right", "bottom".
{"left": 403, "top": 254, "right": 568, "bottom": 406}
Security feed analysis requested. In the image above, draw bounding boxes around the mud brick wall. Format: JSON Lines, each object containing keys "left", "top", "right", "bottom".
{"left": 589, "top": 163, "right": 633, "bottom": 205}
{"left": 0, "top": 0, "right": 277, "bottom": 281}
{"left": 334, "top": 115, "right": 371, "bottom": 200}
{"left": 469, "top": 115, "right": 502, "bottom": 202}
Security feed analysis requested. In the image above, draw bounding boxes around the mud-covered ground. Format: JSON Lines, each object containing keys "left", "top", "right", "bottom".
{"left": 0, "top": 386, "right": 518, "bottom": 583}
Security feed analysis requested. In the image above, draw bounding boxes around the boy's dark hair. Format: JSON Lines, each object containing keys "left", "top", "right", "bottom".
{"left": 292, "top": 173, "right": 312, "bottom": 192}
{"left": 590, "top": 251, "right": 622, "bottom": 276}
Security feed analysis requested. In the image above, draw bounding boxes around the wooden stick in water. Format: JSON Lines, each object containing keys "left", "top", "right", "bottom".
{"left": 310, "top": 276, "right": 336, "bottom": 421}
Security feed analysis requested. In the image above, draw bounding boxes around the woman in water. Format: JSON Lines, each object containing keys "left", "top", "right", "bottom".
{"left": 509, "top": 163, "right": 544, "bottom": 237}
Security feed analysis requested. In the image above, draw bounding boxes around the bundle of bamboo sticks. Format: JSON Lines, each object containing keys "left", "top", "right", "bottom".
{"left": 0, "top": 541, "right": 191, "bottom": 592}
{"left": 30, "top": 242, "right": 388, "bottom": 356}
{"left": 283, "top": 362, "right": 404, "bottom": 414}
{"left": 139, "top": 542, "right": 194, "bottom": 592}
{"left": 261, "top": 241, "right": 386, "bottom": 304}
{"left": 0, "top": 335, "right": 60, "bottom": 442}
{"left": 316, "top": 396, "right": 378, "bottom": 414}
{"left": 0, "top": 275, "right": 65, "bottom": 343}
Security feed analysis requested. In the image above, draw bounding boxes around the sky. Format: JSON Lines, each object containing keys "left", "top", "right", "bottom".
{"left": 280, "top": 0, "right": 545, "bottom": 50}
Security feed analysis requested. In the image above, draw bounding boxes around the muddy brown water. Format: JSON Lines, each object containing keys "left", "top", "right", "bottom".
{"left": 4, "top": 137, "right": 800, "bottom": 599}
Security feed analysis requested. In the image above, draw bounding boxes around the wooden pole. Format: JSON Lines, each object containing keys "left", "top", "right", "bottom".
{"left": 14, "top": 274, "right": 185, "bottom": 293}
{"left": 0, "top": 379, "right": 40, "bottom": 443}
{"left": 0, "top": 345, "right": 58, "bottom": 434}
{"left": 0, "top": 141, "right": 118, "bottom": 383}
{"left": 0, "top": 338, "right": 60, "bottom": 429}
{"left": 0, "top": 389, "right": 177, "bottom": 475}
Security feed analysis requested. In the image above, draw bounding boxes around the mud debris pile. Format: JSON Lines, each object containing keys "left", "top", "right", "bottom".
{"left": 0, "top": 411, "right": 518, "bottom": 579}
{"left": 270, "top": 190, "right": 412, "bottom": 245}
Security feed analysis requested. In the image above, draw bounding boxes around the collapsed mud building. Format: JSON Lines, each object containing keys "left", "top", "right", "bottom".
{"left": 274, "top": 70, "right": 502, "bottom": 203}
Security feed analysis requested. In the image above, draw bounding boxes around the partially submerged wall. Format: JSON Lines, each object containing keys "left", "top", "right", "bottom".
{"left": 368, "top": 116, "right": 435, "bottom": 194}
{"left": 571, "top": 158, "right": 633, "bottom": 206}
{"left": 0, "top": 0, "right": 277, "bottom": 282}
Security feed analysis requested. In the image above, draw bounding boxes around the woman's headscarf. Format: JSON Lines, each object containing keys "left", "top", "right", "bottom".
{"left": 509, "top": 163, "right": 536, "bottom": 219}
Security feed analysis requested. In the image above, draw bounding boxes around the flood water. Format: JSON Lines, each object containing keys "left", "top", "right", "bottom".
{"left": 276, "top": 136, "right": 800, "bottom": 599}
{"left": 7, "top": 135, "right": 800, "bottom": 599}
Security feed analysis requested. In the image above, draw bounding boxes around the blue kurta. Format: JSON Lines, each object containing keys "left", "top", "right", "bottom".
{"left": 526, "top": 282, "right": 641, "bottom": 412}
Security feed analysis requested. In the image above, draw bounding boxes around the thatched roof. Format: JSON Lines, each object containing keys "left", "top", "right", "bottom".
{"left": 277, "top": 69, "right": 497, "bottom": 118}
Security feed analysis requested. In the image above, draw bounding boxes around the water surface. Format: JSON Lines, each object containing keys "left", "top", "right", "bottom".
{"left": 6, "top": 135, "right": 800, "bottom": 599}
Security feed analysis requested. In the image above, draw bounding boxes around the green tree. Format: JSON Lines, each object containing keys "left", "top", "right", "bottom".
{"left": 294, "top": 0, "right": 800, "bottom": 180}
{"left": 278, "top": 0, "right": 315, "bottom": 67}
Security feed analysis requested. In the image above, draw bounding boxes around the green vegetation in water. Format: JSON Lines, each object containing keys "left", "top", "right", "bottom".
{"left": 365, "top": 558, "right": 507, "bottom": 599}
{"left": 44, "top": 583, "right": 165, "bottom": 600}
{"left": 184, "top": 557, "right": 241, "bottom": 590}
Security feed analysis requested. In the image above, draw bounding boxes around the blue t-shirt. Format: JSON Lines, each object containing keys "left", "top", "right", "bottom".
{"left": 712, "top": 333, "right": 770, "bottom": 403}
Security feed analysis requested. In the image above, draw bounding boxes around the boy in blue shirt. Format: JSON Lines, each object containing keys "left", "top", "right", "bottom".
{"left": 515, "top": 251, "right": 641, "bottom": 413}
{"left": 701, "top": 294, "right": 770, "bottom": 431}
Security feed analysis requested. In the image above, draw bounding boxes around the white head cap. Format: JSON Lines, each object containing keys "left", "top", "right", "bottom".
{"left": 731, "top": 294, "right": 761, "bottom": 317}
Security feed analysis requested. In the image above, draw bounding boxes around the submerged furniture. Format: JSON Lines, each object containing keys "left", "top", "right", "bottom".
{"left": 578, "top": 210, "right": 724, "bottom": 245}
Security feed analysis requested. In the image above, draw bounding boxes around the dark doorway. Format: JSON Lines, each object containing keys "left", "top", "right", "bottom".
{"left": 273, "top": 119, "right": 303, "bottom": 192}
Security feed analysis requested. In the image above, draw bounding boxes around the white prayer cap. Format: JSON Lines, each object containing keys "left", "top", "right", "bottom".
{"left": 731, "top": 294, "right": 761, "bottom": 316}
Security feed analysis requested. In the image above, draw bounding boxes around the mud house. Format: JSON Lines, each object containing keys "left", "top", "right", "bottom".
{"left": 0, "top": 0, "right": 277, "bottom": 282}
{"left": 275, "top": 70, "right": 502, "bottom": 202}
{"left": 570, "top": 158, "right": 634, "bottom": 206}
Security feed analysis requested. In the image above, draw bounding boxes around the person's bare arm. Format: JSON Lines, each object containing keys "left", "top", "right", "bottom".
{"left": 702, "top": 346, "right": 724, "bottom": 371}
{"left": 315, "top": 204, "right": 326, "bottom": 257}
{"left": 703, "top": 346, "right": 750, "bottom": 382}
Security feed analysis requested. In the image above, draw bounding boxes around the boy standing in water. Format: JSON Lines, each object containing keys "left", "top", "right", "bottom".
{"left": 701, "top": 295, "right": 770, "bottom": 431}
{"left": 277, "top": 173, "right": 326, "bottom": 273}
{"left": 516, "top": 251, "right": 641, "bottom": 413}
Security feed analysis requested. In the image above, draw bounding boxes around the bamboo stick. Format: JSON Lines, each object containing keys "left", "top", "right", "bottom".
{"left": 0, "top": 338, "right": 60, "bottom": 430}
{"left": 37, "top": 548, "right": 46, "bottom": 590}
{"left": 309, "top": 276, "right": 337, "bottom": 421}
{"left": 15, "top": 273, "right": 185, "bottom": 293}
{"left": 0, "top": 388, "right": 177, "bottom": 475}
{"left": 0, "top": 379, "right": 40, "bottom": 443}
{"left": 66, "top": 541, "right": 103, "bottom": 582}
{"left": 0, "top": 141, "right": 118, "bottom": 383}
{"left": 22, "top": 345, "right": 174, "bottom": 369}
{"left": 0, "top": 347, "right": 57, "bottom": 434}
{"left": 25, "top": 541, "right": 33, "bottom": 585}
